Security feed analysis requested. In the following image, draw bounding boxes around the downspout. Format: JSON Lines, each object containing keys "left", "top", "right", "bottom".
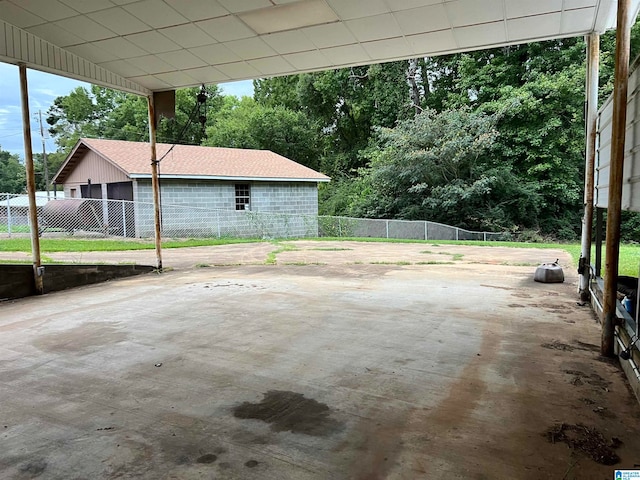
{"left": 602, "top": 0, "right": 632, "bottom": 357}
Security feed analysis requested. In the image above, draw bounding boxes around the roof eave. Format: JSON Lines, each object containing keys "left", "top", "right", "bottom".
{"left": 54, "top": 138, "right": 134, "bottom": 184}
{"left": 129, "top": 174, "right": 330, "bottom": 183}
{"left": 51, "top": 139, "right": 87, "bottom": 184}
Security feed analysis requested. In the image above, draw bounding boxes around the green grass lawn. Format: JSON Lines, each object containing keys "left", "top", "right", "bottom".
{"left": 0, "top": 237, "right": 261, "bottom": 253}
{"left": 0, "top": 236, "right": 638, "bottom": 276}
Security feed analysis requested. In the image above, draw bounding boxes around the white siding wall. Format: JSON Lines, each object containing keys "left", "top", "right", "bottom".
{"left": 595, "top": 60, "right": 640, "bottom": 211}
{"left": 62, "top": 150, "right": 129, "bottom": 197}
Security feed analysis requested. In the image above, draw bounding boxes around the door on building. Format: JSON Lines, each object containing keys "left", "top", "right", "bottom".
{"left": 80, "top": 184, "right": 102, "bottom": 198}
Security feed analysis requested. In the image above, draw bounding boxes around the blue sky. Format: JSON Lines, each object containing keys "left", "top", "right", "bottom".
{"left": 0, "top": 62, "right": 254, "bottom": 158}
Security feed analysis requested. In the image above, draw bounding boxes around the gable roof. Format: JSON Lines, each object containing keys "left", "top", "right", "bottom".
{"left": 53, "top": 138, "right": 330, "bottom": 184}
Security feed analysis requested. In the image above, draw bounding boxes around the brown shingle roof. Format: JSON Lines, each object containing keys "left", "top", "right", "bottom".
{"left": 57, "top": 138, "right": 329, "bottom": 183}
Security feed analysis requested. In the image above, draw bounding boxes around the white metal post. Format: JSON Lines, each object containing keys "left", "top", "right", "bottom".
{"left": 579, "top": 33, "right": 600, "bottom": 300}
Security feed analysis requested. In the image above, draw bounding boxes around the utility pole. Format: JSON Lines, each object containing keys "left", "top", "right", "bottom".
{"left": 38, "top": 110, "right": 49, "bottom": 200}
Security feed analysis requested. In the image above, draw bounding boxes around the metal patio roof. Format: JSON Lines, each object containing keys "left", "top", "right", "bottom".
{"left": 0, "top": 0, "right": 639, "bottom": 95}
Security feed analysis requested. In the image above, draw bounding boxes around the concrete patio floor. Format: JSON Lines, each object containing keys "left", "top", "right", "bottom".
{"left": 1, "top": 242, "right": 640, "bottom": 479}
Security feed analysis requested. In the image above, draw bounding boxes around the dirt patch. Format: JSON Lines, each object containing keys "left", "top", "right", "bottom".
{"left": 574, "top": 341, "right": 600, "bottom": 352}
{"left": 545, "top": 423, "right": 620, "bottom": 465}
{"left": 511, "top": 292, "right": 533, "bottom": 299}
{"left": 480, "top": 284, "right": 515, "bottom": 291}
{"left": 233, "top": 390, "right": 343, "bottom": 436}
{"left": 541, "top": 340, "right": 601, "bottom": 353}
{"left": 541, "top": 341, "right": 575, "bottom": 352}
{"left": 592, "top": 406, "right": 617, "bottom": 419}
{"left": 563, "top": 369, "right": 611, "bottom": 390}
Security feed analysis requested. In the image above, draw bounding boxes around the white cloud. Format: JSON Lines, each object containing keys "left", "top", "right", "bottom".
{"left": 0, "top": 63, "right": 89, "bottom": 156}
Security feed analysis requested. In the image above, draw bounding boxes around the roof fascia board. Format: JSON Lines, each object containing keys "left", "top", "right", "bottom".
{"left": 130, "top": 174, "right": 330, "bottom": 183}
{"left": 50, "top": 138, "right": 87, "bottom": 184}
{"left": 0, "top": 20, "right": 150, "bottom": 96}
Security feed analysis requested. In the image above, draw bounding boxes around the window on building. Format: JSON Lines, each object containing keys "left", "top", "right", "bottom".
{"left": 235, "top": 184, "right": 250, "bottom": 210}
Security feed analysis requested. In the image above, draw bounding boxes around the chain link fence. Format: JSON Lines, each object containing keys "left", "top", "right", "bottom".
{"left": 318, "top": 216, "right": 511, "bottom": 241}
{"left": 1, "top": 193, "right": 509, "bottom": 241}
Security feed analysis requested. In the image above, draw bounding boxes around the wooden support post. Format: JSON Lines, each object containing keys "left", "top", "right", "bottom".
{"left": 18, "top": 64, "right": 43, "bottom": 294}
{"left": 579, "top": 33, "right": 600, "bottom": 300}
{"left": 147, "top": 95, "right": 163, "bottom": 270}
{"left": 602, "top": 0, "right": 632, "bottom": 357}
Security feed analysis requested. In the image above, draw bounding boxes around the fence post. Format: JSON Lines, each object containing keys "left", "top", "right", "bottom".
{"left": 484, "top": 232, "right": 487, "bottom": 242}
{"left": 101, "top": 184, "right": 108, "bottom": 235}
{"left": 338, "top": 217, "right": 342, "bottom": 237}
{"left": 6, "top": 194, "right": 11, "bottom": 237}
{"left": 456, "top": 227, "right": 459, "bottom": 241}
{"left": 424, "top": 221, "right": 428, "bottom": 241}
{"left": 386, "top": 220, "right": 389, "bottom": 239}
{"left": 122, "top": 200, "right": 127, "bottom": 238}
{"left": 216, "top": 210, "right": 221, "bottom": 238}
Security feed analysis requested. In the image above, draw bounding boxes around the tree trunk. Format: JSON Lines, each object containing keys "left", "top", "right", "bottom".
{"left": 407, "top": 58, "right": 422, "bottom": 115}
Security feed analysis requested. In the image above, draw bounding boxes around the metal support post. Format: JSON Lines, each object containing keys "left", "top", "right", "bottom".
{"left": 579, "top": 33, "right": 600, "bottom": 300}
{"left": 595, "top": 208, "right": 603, "bottom": 278}
{"left": 602, "top": 0, "right": 632, "bottom": 357}
{"left": 147, "top": 95, "right": 163, "bottom": 270}
{"left": 19, "top": 64, "right": 43, "bottom": 294}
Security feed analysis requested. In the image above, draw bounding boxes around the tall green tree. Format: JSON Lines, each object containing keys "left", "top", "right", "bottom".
{"left": 47, "top": 85, "right": 224, "bottom": 153}
{"left": 352, "top": 107, "right": 539, "bottom": 231}
{"left": 33, "top": 152, "right": 66, "bottom": 191}
{"left": 416, "top": 40, "right": 587, "bottom": 236}
{"left": 205, "top": 97, "right": 323, "bottom": 170}
{"left": 255, "top": 61, "right": 415, "bottom": 176}
{"left": 0, "top": 148, "right": 26, "bottom": 193}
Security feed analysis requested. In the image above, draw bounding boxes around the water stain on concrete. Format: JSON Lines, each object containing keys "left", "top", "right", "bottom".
{"left": 429, "top": 325, "right": 501, "bottom": 429}
{"left": 233, "top": 390, "right": 343, "bottom": 436}
{"left": 33, "top": 322, "right": 127, "bottom": 353}
{"left": 19, "top": 459, "right": 47, "bottom": 477}
{"left": 196, "top": 453, "right": 217, "bottom": 464}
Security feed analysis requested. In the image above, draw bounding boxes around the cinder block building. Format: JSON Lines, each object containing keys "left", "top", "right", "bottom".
{"left": 52, "top": 138, "right": 329, "bottom": 238}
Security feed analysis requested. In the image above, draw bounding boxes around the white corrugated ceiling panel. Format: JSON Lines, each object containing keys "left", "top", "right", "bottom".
{"left": 0, "top": 0, "right": 637, "bottom": 94}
